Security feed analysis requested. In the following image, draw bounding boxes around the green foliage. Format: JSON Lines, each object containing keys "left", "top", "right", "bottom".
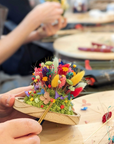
{"left": 24, "top": 90, "right": 74, "bottom": 115}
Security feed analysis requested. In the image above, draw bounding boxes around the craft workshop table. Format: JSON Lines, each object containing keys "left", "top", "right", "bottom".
{"left": 53, "top": 32, "right": 114, "bottom": 61}
{"left": 64, "top": 11, "right": 114, "bottom": 24}
{"left": 39, "top": 91, "right": 114, "bottom": 144}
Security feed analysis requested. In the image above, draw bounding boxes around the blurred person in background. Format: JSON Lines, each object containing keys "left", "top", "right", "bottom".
{"left": 0, "top": 1, "right": 66, "bottom": 94}
{"left": 0, "top": 0, "right": 67, "bottom": 76}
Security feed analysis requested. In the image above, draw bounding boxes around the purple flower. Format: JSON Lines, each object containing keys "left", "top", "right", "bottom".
{"left": 42, "top": 67, "right": 49, "bottom": 76}
{"left": 60, "top": 96, "right": 68, "bottom": 99}
{"left": 55, "top": 91, "right": 68, "bottom": 100}
{"left": 55, "top": 91, "right": 60, "bottom": 99}
{"left": 33, "top": 83, "right": 39, "bottom": 91}
{"left": 25, "top": 91, "right": 30, "bottom": 97}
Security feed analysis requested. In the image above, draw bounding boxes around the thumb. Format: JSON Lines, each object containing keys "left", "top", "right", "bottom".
{"left": 6, "top": 86, "right": 33, "bottom": 95}
{"left": 0, "top": 94, "right": 15, "bottom": 107}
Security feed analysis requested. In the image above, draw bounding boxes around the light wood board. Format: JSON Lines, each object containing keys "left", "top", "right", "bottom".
{"left": 64, "top": 12, "right": 114, "bottom": 24}
{"left": 73, "top": 90, "right": 114, "bottom": 124}
{"left": 40, "top": 121, "right": 114, "bottom": 144}
{"left": 54, "top": 32, "right": 114, "bottom": 60}
{"left": 39, "top": 90, "right": 114, "bottom": 144}
{"left": 13, "top": 97, "right": 80, "bottom": 125}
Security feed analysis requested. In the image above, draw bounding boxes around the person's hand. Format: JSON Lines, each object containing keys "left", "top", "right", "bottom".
{"left": 40, "top": 17, "right": 67, "bottom": 38}
{"left": 0, "top": 86, "right": 33, "bottom": 123}
{"left": 34, "top": 2, "right": 63, "bottom": 24}
{"left": 0, "top": 118, "right": 42, "bottom": 144}
{"left": 26, "top": 2, "right": 63, "bottom": 29}
{"left": 24, "top": 17, "right": 67, "bottom": 43}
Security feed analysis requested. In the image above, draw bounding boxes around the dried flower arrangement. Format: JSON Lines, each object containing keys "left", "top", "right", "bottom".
{"left": 45, "top": 0, "right": 68, "bottom": 11}
{"left": 24, "top": 58, "right": 86, "bottom": 115}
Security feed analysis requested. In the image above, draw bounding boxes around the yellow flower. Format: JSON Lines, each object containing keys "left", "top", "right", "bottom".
{"left": 46, "top": 66, "right": 49, "bottom": 69}
{"left": 29, "top": 91, "right": 32, "bottom": 94}
{"left": 51, "top": 74, "right": 59, "bottom": 88}
{"left": 71, "top": 71, "right": 85, "bottom": 86}
{"left": 53, "top": 99, "right": 56, "bottom": 103}
{"left": 65, "top": 100, "right": 68, "bottom": 103}
{"left": 62, "top": 67, "right": 68, "bottom": 72}
{"left": 32, "top": 73, "right": 35, "bottom": 75}
{"left": 34, "top": 79, "right": 37, "bottom": 82}
{"left": 73, "top": 64, "right": 77, "bottom": 68}
{"left": 30, "top": 98, "right": 34, "bottom": 101}
{"left": 42, "top": 76, "right": 48, "bottom": 82}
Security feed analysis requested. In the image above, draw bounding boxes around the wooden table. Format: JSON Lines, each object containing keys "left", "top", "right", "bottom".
{"left": 64, "top": 11, "right": 114, "bottom": 24}
{"left": 39, "top": 91, "right": 114, "bottom": 144}
{"left": 54, "top": 32, "right": 114, "bottom": 60}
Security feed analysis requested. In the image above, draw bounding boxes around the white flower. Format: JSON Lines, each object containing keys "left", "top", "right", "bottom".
{"left": 35, "top": 97, "right": 39, "bottom": 103}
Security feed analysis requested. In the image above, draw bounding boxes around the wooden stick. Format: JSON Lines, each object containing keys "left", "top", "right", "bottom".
{"left": 38, "top": 102, "right": 53, "bottom": 124}
{"left": 84, "top": 115, "right": 114, "bottom": 142}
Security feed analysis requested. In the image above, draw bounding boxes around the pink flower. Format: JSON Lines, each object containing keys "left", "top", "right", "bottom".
{"left": 58, "top": 76, "right": 66, "bottom": 88}
{"left": 68, "top": 67, "right": 72, "bottom": 72}
{"left": 34, "top": 67, "right": 42, "bottom": 77}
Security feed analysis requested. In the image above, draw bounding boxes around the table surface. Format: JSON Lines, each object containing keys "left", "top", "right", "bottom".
{"left": 64, "top": 11, "right": 114, "bottom": 24}
{"left": 39, "top": 90, "right": 114, "bottom": 144}
{"left": 54, "top": 32, "right": 114, "bottom": 60}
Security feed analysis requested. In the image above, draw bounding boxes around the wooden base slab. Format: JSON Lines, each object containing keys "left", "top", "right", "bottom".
{"left": 13, "top": 97, "right": 80, "bottom": 125}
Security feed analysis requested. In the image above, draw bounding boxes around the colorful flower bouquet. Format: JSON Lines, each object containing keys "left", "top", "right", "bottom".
{"left": 45, "top": 0, "right": 68, "bottom": 13}
{"left": 24, "top": 58, "right": 86, "bottom": 116}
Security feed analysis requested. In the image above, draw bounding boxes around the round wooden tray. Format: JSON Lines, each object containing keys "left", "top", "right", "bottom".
{"left": 54, "top": 32, "right": 114, "bottom": 60}
{"left": 65, "top": 12, "right": 114, "bottom": 24}
{"left": 39, "top": 90, "right": 114, "bottom": 144}
{"left": 13, "top": 97, "right": 80, "bottom": 125}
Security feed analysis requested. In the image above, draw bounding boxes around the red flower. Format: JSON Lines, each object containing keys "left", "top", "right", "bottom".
{"left": 60, "top": 105, "right": 64, "bottom": 109}
{"left": 70, "top": 87, "right": 83, "bottom": 97}
{"left": 63, "top": 64, "right": 70, "bottom": 68}
{"left": 32, "top": 77, "right": 35, "bottom": 81}
{"left": 48, "top": 85, "right": 51, "bottom": 88}
{"left": 34, "top": 91, "right": 36, "bottom": 94}
{"left": 85, "top": 77, "right": 95, "bottom": 86}
{"left": 58, "top": 64, "right": 70, "bottom": 75}
{"left": 50, "top": 98, "right": 53, "bottom": 102}
{"left": 102, "top": 112, "right": 112, "bottom": 123}
{"left": 41, "top": 105, "right": 44, "bottom": 108}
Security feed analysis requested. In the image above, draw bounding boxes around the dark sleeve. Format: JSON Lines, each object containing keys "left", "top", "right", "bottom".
{"left": 0, "top": 0, "right": 32, "bottom": 24}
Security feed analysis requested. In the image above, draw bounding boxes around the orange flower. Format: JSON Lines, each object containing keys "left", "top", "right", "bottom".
{"left": 73, "top": 72, "right": 76, "bottom": 76}
{"left": 42, "top": 76, "right": 48, "bottom": 82}
{"left": 40, "top": 92, "right": 51, "bottom": 105}
{"left": 62, "top": 67, "right": 68, "bottom": 72}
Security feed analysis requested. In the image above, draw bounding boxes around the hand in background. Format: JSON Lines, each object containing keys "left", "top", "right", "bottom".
{"left": 0, "top": 118, "right": 42, "bottom": 144}
{"left": 27, "top": 2, "right": 63, "bottom": 29}
{"left": 0, "top": 86, "right": 33, "bottom": 123}
{"left": 24, "top": 17, "right": 67, "bottom": 43}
